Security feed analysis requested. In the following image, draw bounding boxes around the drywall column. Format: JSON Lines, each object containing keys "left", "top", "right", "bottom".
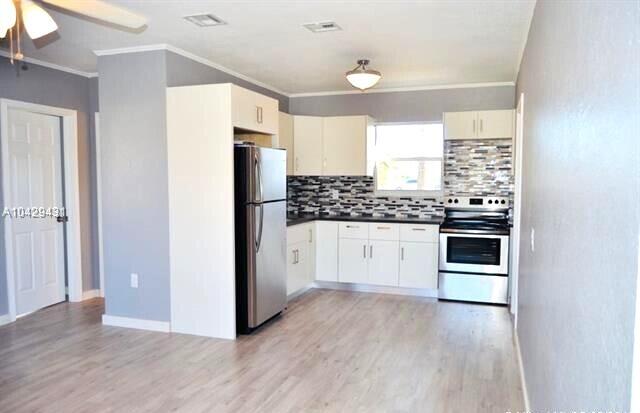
{"left": 98, "top": 51, "right": 171, "bottom": 322}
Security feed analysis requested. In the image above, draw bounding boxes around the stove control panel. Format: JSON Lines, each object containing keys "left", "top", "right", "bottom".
{"left": 445, "top": 196, "right": 510, "bottom": 209}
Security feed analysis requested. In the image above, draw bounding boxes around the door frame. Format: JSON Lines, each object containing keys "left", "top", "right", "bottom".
{"left": 95, "top": 112, "right": 105, "bottom": 298}
{"left": 510, "top": 93, "right": 525, "bottom": 326}
{"left": 1, "top": 98, "right": 83, "bottom": 322}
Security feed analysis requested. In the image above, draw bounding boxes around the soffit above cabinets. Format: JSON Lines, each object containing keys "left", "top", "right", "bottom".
{"left": 7, "top": 1, "right": 535, "bottom": 95}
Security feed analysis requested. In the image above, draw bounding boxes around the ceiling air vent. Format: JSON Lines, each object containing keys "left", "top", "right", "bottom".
{"left": 184, "top": 14, "right": 227, "bottom": 27}
{"left": 303, "top": 21, "right": 342, "bottom": 33}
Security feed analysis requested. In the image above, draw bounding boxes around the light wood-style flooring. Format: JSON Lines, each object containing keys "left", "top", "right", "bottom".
{"left": 0, "top": 289, "right": 524, "bottom": 412}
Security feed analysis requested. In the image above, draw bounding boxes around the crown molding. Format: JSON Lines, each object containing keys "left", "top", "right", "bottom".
{"left": 0, "top": 50, "right": 98, "bottom": 78}
{"left": 94, "top": 43, "right": 289, "bottom": 97}
{"left": 93, "top": 44, "right": 516, "bottom": 99}
{"left": 288, "top": 81, "right": 516, "bottom": 98}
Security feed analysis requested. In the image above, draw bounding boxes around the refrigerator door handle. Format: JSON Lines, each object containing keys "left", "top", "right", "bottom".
{"left": 256, "top": 204, "right": 264, "bottom": 252}
{"left": 254, "top": 151, "right": 264, "bottom": 203}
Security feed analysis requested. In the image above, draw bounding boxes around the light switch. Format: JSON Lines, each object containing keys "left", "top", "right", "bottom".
{"left": 130, "top": 273, "right": 139, "bottom": 288}
{"left": 530, "top": 228, "right": 535, "bottom": 253}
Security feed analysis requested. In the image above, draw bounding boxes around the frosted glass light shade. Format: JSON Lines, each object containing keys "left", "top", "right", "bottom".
{"left": 346, "top": 71, "right": 382, "bottom": 90}
{"left": 22, "top": 0, "right": 58, "bottom": 39}
{"left": 345, "top": 59, "right": 382, "bottom": 91}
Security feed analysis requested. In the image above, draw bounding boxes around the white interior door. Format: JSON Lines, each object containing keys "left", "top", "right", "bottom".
{"left": 6, "top": 108, "right": 66, "bottom": 316}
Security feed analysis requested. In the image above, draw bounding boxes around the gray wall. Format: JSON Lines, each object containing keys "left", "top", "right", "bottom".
{"left": 516, "top": 1, "right": 639, "bottom": 411}
{"left": 99, "top": 50, "right": 171, "bottom": 322}
{"left": 0, "top": 56, "right": 99, "bottom": 317}
{"left": 165, "top": 51, "right": 289, "bottom": 112}
{"left": 289, "top": 85, "right": 515, "bottom": 122}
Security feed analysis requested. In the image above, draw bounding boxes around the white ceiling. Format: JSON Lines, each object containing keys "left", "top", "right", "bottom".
{"left": 7, "top": 0, "right": 536, "bottom": 95}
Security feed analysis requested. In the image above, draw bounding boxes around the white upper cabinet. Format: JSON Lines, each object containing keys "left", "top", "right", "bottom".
{"left": 477, "top": 110, "right": 514, "bottom": 139}
{"left": 292, "top": 114, "right": 374, "bottom": 176}
{"left": 444, "top": 110, "right": 514, "bottom": 140}
{"left": 278, "top": 112, "right": 294, "bottom": 175}
{"left": 231, "top": 85, "right": 279, "bottom": 135}
{"left": 443, "top": 111, "right": 477, "bottom": 140}
{"left": 293, "top": 115, "right": 323, "bottom": 175}
{"left": 322, "top": 116, "right": 371, "bottom": 176}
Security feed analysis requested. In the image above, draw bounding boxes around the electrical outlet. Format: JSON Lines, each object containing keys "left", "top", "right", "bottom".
{"left": 530, "top": 228, "right": 535, "bottom": 253}
{"left": 130, "top": 273, "right": 139, "bottom": 288}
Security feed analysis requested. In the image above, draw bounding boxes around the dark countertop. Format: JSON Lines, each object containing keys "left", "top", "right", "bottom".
{"left": 287, "top": 213, "right": 443, "bottom": 227}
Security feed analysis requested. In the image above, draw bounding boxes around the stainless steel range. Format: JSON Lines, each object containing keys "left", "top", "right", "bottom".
{"left": 438, "top": 196, "right": 510, "bottom": 305}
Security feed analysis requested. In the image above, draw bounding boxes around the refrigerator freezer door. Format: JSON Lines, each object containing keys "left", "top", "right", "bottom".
{"left": 248, "top": 200, "right": 287, "bottom": 327}
{"left": 257, "top": 147, "right": 286, "bottom": 202}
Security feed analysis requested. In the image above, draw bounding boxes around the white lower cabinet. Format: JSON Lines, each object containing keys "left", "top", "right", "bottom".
{"left": 287, "top": 241, "right": 309, "bottom": 295}
{"left": 338, "top": 238, "right": 369, "bottom": 284}
{"left": 315, "top": 221, "right": 339, "bottom": 282}
{"left": 368, "top": 240, "right": 400, "bottom": 286}
{"left": 287, "top": 223, "right": 315, "bottom": 296}
{"left": 290, "top": 220, "right": 439, "bottom": 294}
{"left": 399, "top": 241, "right": 438, "bottom": 289}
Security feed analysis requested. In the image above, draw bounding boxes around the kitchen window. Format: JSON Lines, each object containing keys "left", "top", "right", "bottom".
{"left": 369, "top": 123, "right": 444, "bottom": 196}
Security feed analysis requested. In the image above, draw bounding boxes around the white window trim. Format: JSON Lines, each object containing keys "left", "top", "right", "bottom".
{"left": 372, "top": 121, "right": 444, "bottom": 198}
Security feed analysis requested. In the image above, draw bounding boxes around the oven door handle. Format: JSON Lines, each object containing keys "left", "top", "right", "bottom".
{"left": 440, "top": 228, "right": 510, "bottom": 235}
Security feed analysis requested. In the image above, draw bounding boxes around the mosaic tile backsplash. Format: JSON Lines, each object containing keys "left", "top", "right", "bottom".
{"left": 444, "top": 139, "right": 513, "bottom": 197}
{"left": 287, "top": 176, "right": 444, "bottom": 219}
{"left": 287, "top": 139, "right": 513, "bottom": 218}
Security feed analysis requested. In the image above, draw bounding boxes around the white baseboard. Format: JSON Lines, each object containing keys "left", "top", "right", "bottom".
{"left": 514, "top": 328, "right": 531, "bottom": 411}
{"left": 313, "top": 281, "right": 438, "bottom": 298}
{"left": 102, "top": 314, "right": 171, "bottom": 333}
{"left": 82, "top": 289, "right": 101, "bottom": 301}
{"left": 287, "top": 284, "right": 315, "bottom": 302}
{"left": 0, "top": 313, "right": 13, "bottom": 327}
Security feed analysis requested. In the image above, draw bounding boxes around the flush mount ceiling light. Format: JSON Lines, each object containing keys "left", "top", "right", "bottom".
{"left": 345, "top": 59, "right": 382, "bottom": 91}
{"left": 1, "top": 0, "right": 147, "bottom": 65}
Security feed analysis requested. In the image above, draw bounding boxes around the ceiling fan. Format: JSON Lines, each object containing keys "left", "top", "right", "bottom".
{"left": 0, "top": 0, "right": 147, "bottom": 63}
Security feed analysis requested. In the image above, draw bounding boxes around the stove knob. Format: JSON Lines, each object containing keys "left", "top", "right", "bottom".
{"left": 448, "top": 199, "right": 452, "bottom": 203}
{"left": 501, "top": 200, "right": 506, "bottom": 204}
{"left": 488, "top": 200, "right": 493, "bottom": 204}
{"left": 454, "top": 199, "right": 459, "bottom": 204}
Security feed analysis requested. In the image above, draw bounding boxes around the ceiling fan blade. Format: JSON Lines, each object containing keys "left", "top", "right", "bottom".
{"left": 40, "top": 0, "right": 148, "bottom": 29}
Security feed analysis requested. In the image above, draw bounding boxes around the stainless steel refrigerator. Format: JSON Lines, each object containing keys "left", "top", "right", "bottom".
{"left": 234, "top": 143, "right": 287, "bottom": 333}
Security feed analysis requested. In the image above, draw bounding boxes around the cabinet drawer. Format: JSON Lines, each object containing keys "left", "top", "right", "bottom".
{"left": 338, "top": 222, "right": 368, "bottom": 239}
{"left": 368, "top": 223, "right": 400, "bottom": 240}
{"left": 288, "top": 223, "right": 313, "bottom": 245}
{"left": 399, "top": 224, "right": 439, "bottom": 243}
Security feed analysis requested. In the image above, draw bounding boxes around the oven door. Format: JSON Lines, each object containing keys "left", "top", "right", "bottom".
{"left": 439, "top": 232, "right": 509, "bottom": 275}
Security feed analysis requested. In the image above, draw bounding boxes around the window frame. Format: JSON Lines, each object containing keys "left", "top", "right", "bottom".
{"left": 371, "top": 121, "right": 445, "bottom": 198}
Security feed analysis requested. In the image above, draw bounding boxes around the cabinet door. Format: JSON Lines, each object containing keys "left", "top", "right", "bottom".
{"left": 477, "top": 110, "right": 514, "bottom": 139}
{"left": 278, "top": 112, "right": 294, "bottom": 175}
{"left": 293, "top": 116, "right": 323, "bottom": 175}
{"left": 368, "top": 240, "right": 399, "bottom": 286}
{"left": 444, "top": 111, "right": 477, "bottom": 140}
{"left": 286, "top": 241, "right": 308, "bottom": 295}
{"left": 338, "top": 238, "right": 369, "bottom": 284}
{"left": 322, "top": 116, "right": 367, "bottom": 175}
{"left": 254, "top": 92, "right": 279, "bottom": 135}
{"left": 231, "top": 85, "right": 278, "bottom": 134}
{"left": 315, "top": 221, "right": 338, "bottom": 282}
{"left": 306, "top": 223, "right": 315, "bottom": 281}
{"left": 399, "top": 242, "right": 438, "bottom": 289}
